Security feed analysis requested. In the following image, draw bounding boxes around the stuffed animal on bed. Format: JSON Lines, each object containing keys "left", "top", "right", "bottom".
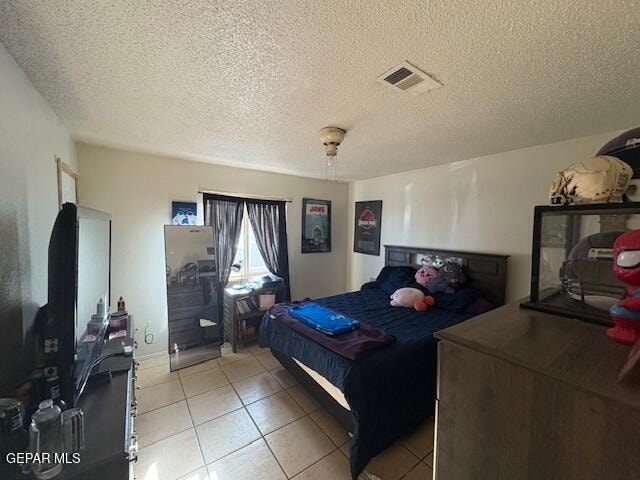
{"left": 413, "top": 294, "right": 436, "bottom": 312}
{"left": 390, "top": 287, "right": 435, "bottom": 311}
{"left": 415, "top": 266, "right": 439, "bottom": 288}
{"left": 426, "top": 263, "right": 466, "bottom": 294}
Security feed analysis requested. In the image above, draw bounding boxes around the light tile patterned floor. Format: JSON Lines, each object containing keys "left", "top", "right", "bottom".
{"left": 134, "top": 344, "right": 434, "bottom": 480}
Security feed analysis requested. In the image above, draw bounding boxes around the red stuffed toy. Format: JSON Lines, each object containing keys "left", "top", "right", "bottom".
{"left": 413, "top": 295, "right": 436, "bottom": 312}
{"left": 608, "top": 230, "right": 640, "bottom": 344}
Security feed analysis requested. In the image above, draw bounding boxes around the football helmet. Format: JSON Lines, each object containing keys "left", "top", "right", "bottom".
{"left": 597, "top": 127, "right": 640, "bottom": 201}
{"left": 561, "top": 231, "right": 626, "bottom": 305}
{"left": 549, "top": 155, "right": 632, "bottom": 205}
{"left": 597, "top": 127, "right": 640, "bottom": 162}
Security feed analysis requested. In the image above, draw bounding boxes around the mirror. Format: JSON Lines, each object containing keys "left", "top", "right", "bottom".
{"left": 164, "top": 225, "right": 221, "bottom": 371}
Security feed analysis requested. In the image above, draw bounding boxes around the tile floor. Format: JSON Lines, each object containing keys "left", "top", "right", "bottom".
{"left": 135, "top": 344, "right": 434, "bottom": 480}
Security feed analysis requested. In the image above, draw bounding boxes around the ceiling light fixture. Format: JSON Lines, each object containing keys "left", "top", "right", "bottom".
{"left": 320, "top": 127, "right": 346, "bottom": 181}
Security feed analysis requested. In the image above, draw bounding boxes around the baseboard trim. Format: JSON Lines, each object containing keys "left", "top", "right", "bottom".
{"left": 136, "top": 350, "right": 168, "bottom": 361}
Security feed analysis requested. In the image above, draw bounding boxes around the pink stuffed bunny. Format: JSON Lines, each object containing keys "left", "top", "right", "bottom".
{"left": 390, "top": 287, "right": 435, "bottom": 312}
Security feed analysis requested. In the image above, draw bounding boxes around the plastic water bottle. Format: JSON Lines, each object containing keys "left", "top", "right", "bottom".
{"left": 29, "top": 399, "right": 63, "bottom": 479}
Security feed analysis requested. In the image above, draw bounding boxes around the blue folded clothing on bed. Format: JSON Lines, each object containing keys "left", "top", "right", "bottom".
{"left": 287, "top": 302, "right": 360, "bottom": 335}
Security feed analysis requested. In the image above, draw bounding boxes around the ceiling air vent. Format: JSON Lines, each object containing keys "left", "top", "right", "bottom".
{"left": 376, "top": 61, "right": 442, "bottom": 95}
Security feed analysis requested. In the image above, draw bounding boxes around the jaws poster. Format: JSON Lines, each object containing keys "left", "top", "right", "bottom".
{"left": 302, "top": 198, "right": 331, "bottom": 253}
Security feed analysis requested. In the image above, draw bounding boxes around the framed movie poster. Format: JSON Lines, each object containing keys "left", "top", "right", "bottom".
{"left": 354, "top": 200, "right": 382, "bottom": 255}
{"left": 172, "top": 201, "right": 197, "bottom": 225}
{"left": 302, "top": 198, "right": 331, "bottom": 253}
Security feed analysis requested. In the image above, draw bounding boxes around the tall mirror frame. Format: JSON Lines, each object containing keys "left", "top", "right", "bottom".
{"left": 164, "top": 225, "right": 222, "bottom": 371}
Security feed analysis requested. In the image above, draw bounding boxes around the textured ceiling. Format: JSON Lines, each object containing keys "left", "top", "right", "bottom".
{"left": 1, "top": 1, "right": 639, "bottom": 180}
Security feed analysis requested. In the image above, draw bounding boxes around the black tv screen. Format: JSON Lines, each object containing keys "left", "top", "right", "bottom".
{"left": 47, "top": 203, "right": 111, "bottom": 405}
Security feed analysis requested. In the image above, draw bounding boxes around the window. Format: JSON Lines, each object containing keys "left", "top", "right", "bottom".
{"left": 229, "top": 206, "right": 268, "bottom": 281}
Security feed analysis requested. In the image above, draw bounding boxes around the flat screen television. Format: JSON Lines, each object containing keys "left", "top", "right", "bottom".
{"left": 46, "top": 203, "right": 111, "bottom": 405}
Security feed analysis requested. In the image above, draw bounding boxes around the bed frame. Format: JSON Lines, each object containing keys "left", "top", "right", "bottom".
{"left": 272, "top": 245, "right": 509, "bottom": 433}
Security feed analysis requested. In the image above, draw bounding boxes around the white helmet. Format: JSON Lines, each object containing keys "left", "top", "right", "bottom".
{"left": 549, "top": 155, "right": 632, "bottom": 206}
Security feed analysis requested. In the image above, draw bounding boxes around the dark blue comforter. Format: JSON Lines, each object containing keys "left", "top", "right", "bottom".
{"left": 258, "top": 287, "right": 472, "bottom": 479}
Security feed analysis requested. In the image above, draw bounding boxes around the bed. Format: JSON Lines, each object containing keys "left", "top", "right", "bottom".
{"left": 258, "top": 245, "right": 508, "bottom": 479}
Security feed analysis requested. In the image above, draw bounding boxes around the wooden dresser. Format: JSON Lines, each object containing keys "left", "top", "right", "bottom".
{"left": 434, "top": 302, "right": 640, "bottom": 480}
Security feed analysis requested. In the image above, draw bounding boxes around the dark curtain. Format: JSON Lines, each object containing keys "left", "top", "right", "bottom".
{"left": 246, "top": 199, "right": 291, "bottom": 301}
{"left": 203, "top": 194, "right": 244, "bottom": 288}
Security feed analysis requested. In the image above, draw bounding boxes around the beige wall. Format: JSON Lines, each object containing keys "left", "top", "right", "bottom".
{"left": 347, "top": 129, "right": 627, "bottom": 302}
{"left": 77, "top": 144, "right": 349, "bottom": 357}
{"left": 0, "top": 44, "right": 76, "bottom": 393}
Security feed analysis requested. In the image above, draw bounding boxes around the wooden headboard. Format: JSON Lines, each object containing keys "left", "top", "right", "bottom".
{"left": 384, "top": 245, "right": 509, "bottom": 306}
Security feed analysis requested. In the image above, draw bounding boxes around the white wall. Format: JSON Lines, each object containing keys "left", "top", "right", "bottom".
{"left": 347, "top": 129, "right": 628, "bottom": 302}
{"left": 0, "top": 43, "right": 76, "bottom": 393}
{"left": 77, "top": 144, "right": 349, "bottom": 357}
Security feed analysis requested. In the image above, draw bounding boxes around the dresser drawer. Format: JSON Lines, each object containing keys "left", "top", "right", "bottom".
{"left": 168, "top": 304, "right": 204, "bottom": 321}
{"left": 169, "top": 316, "right": 200, "bottom": 334}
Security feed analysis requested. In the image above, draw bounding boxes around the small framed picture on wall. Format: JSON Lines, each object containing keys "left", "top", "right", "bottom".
{"left": 354, "top": 200, "right": 382, "bottom": 255}
{"left": 301, "top": 198, "right": 331, "bottom": 253}
{"left": 171, "top": 201, "right": 197, "bottom": 225}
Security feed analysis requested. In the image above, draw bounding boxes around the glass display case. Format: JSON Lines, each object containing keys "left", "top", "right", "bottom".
{"left": 521, "top": 203, "right": 640, "bottom": 326}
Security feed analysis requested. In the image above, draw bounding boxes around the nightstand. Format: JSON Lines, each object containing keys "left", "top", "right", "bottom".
{"left": 223, "top": 283, "right": 285, "bottom": 352}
